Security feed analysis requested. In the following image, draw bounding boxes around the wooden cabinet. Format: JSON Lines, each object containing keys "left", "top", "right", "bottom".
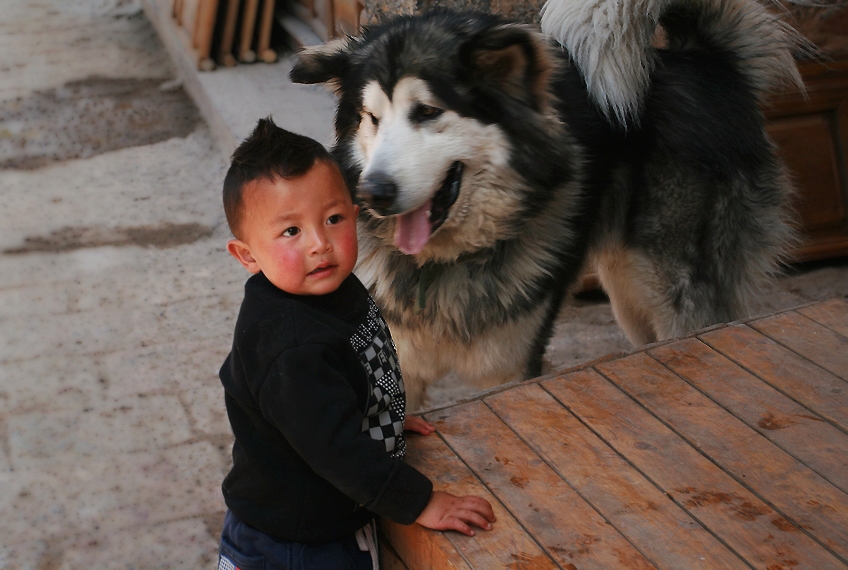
{"left": 766, "top": 60, "right": 848, "bottom": 262}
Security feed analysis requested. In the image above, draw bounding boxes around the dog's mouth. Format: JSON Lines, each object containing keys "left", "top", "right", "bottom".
{"left": 394, "top": 161, "right": 463, "bottom": 255}
{"left": 430, "top": 161, "right": 464, "bottom": 230}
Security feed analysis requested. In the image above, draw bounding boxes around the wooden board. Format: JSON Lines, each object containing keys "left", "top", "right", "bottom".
{"left": 429, "top": 398, "right": 655, "bottom": 569}
{"left": 394, "top": 432, "right": 556, "bottom": 569}
{"left": 798, "top": 298, "right": 848, "bottom": 338}
{"left": 649, "top": 338, "right": 848, "bottom": 493}
{"left": 596, "top": 353, "right": 848, "bottom": 562}
{"left": 488, "top": 384, "right": 745, "bottom": 569}
{"left": 700, "top": 324, "right": 848, "bottom": 432}
{"left": 380, "top": 300, "right": 848, "bottom": 569}
{"left": 749, "top": 312, "right": 848, "bottom": 381}
{"left": 544, "top": 368, "right": 842, "bottom": 569}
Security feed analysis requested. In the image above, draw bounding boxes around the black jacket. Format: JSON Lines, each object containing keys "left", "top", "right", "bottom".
{"left": 220, "top": 272, "right": 433, "bottom": 544}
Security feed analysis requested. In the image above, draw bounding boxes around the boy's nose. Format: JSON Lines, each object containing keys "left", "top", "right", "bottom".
{"left": 310, "top": 231, "right": 332, "bottom": 254}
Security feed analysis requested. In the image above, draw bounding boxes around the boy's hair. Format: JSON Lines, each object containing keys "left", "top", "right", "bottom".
{"left": 223, "top": 117, "right": 337, "bottom": 238}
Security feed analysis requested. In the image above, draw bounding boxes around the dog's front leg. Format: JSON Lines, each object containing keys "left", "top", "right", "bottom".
{"left": 391, "top": 325, "right": 451, "bottom": 412}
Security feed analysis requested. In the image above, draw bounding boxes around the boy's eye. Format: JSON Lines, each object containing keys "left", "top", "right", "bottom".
{"left": 327, "top": 214, "right": 342, "bottom": 225}
{"left": 282, "top": 227, "right": 300, "bottom": 237}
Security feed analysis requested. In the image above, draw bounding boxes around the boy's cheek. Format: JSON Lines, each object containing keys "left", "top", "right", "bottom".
{"left": 333, "top": 224, "right": 358, "bottom": 253}
{"left": 343, "top": 232, "right": 359, "bottom": 262}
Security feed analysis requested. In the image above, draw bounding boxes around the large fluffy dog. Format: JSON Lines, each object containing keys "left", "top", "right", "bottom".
{"left": 291, "top": 0, "right": 802, "bottom": 410}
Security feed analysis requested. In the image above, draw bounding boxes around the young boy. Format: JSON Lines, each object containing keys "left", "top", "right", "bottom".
{"left": 218, "top": 118, "right": 495, "bottom": 569}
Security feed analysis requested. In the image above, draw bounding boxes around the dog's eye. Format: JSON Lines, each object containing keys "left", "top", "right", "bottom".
{"left": 411, "top": 103, "right": 443, "bottom": 124}
{"left": 365, "top": 112, "right": 379, "bottom": 127}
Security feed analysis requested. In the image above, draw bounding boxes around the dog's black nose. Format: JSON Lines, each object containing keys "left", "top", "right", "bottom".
{"left": 359, "top": 172, "right": 398, "bottom": 213}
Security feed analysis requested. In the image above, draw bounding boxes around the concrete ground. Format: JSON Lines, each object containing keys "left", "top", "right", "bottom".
{"left": 0, "top": 1, "right": 846, "bottom": 567}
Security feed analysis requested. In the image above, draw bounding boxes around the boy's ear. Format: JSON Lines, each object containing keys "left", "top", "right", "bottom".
{"left": 227, "top": 239, "right": 261, "bottom": 274}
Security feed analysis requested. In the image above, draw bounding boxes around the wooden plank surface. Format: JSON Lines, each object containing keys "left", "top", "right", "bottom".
{"left": 429, "top": 399, "right": 656, "bottom": 570}
{"left": 650, "top": 338, "right": 848, "bottom": 493}
{"left": 382, "top": 300, "right": 848, "bottom": 569}
{"left": 381, "top": 515, "right": 470, "bottom": 570}
{"left": 796, "top": 298, "right": 848, "bottom": 338}
{"left": 700, "top": 324, "right": 848, "bottom": 432}
{"left": 750, "top": 311, "right": 848, "bottom": 380}
{"left": 394, "top": 432, "right": 556, "bottom": 569}
{"left": 596, "top": 353, "right": 848, "bottom": 563}
{"left": 543, "top": 369, "right": 844, "bottom": 569}
{"left": 493, "top": 382, "right": 748, "bottom": 569}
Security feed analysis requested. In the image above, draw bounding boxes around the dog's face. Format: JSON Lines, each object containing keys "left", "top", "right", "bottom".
{"left": 291, "top": 12, "right": 565, "bottom": 262}
{"left": 355, "top": 75, "right": 516, "bottom": 258}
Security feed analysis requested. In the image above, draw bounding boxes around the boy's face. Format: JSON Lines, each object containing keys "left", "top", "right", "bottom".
{"left": 227, "top": 160, "right": 360, "bottom": 296}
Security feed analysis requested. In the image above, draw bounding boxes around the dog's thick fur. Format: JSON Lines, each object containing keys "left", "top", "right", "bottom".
{"left": 291, "top": 0, "right": 801, "bottom": 410}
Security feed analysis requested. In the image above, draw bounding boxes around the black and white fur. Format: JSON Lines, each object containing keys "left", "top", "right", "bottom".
{"left": 291, "top": 0, "right": 801, "bottom": 410}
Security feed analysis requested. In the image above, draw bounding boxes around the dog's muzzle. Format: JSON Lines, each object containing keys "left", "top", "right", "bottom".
{"left": 358, "top": 162, "right": 463, "bottom": 223}
{"left": 365, "top": 162, "right": 464, "bottom": 255}
{"left": 358, "top": 172, "right": 398, "bottom": 215}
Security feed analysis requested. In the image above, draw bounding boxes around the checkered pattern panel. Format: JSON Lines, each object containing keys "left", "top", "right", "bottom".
{"left": 351, "top": 298, "right": 407, "bottom": 458}
{"left": 217, "top": 554, "right": 237, "bottom": 570}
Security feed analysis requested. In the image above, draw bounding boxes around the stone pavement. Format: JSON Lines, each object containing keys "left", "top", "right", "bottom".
{"left": 1, "top": 1, "right": 847, "bottom": 568}
{"left": 0, "top": 2, "right": 235, "bottom": 567}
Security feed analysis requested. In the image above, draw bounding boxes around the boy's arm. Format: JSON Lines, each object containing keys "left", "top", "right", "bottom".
{"left": 260, "top": 343, "right": 433, "bottom": 524}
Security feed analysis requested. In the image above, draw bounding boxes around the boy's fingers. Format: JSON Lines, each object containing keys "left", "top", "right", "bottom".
{"left": 404, "top": 416, "right": 436, "bottom": 435}
{"left": 447, "top": 518, "right": 475, "bottom": 536}
{"left": 458, "top": 510, "right": 494, "bottom": 531}
{"left": 461, "top": 496, "right": 496, "bottom": 521}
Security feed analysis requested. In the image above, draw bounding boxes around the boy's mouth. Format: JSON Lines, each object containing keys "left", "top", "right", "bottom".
{"left": 308, "top": 263, "right": 336, "bottom": 276}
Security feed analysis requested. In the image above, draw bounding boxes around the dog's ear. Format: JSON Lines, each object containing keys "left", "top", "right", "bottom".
{"left": 464, "top": 26, "right": 554, "bottom": 108}
{"left": 289, "top": 38, "right": 351, "bottom": 88}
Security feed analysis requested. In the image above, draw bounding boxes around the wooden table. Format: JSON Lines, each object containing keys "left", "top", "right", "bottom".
{"left": 380, "top": 298, "right": 848, "bottom": 569}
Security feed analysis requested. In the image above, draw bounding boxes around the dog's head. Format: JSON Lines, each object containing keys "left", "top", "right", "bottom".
{"left": 291, "top": 11, "right": 567, "bottom": 262}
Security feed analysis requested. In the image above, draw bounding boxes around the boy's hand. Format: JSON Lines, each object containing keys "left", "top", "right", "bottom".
{"left": 416, "top": 490, "right": 496, "bottom": 536}
{"left": 404, "top": 415, "right": 436, "bottom": 435}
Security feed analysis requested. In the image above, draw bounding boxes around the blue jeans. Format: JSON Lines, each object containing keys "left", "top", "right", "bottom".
{"left": 217, "top": 511, "right": 375, "bottom": 570}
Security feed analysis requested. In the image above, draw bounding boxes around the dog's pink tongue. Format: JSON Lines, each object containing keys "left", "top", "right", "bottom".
{"left": 394, "top": 201, "right": 432, "bottom": 255}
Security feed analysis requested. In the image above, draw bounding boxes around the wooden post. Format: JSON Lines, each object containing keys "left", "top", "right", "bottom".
{"left": 217, "top": 0, "right": 241, "bottom": 67}
{"left": 239, "top": 0, "right": 259, "bottom": 63}
{"left": 173, "top": 0, "right": 184, "bottom": 23}
{"left": 257, "top": 0, "right": 277, "bottom": 63}
{"left": 193, "top": 0, "right": 219, "bottom": 70}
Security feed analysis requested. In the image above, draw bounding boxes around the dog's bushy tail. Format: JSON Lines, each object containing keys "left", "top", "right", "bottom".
{"left": 541, "top": 0, "right": 807, "bottom": 126}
